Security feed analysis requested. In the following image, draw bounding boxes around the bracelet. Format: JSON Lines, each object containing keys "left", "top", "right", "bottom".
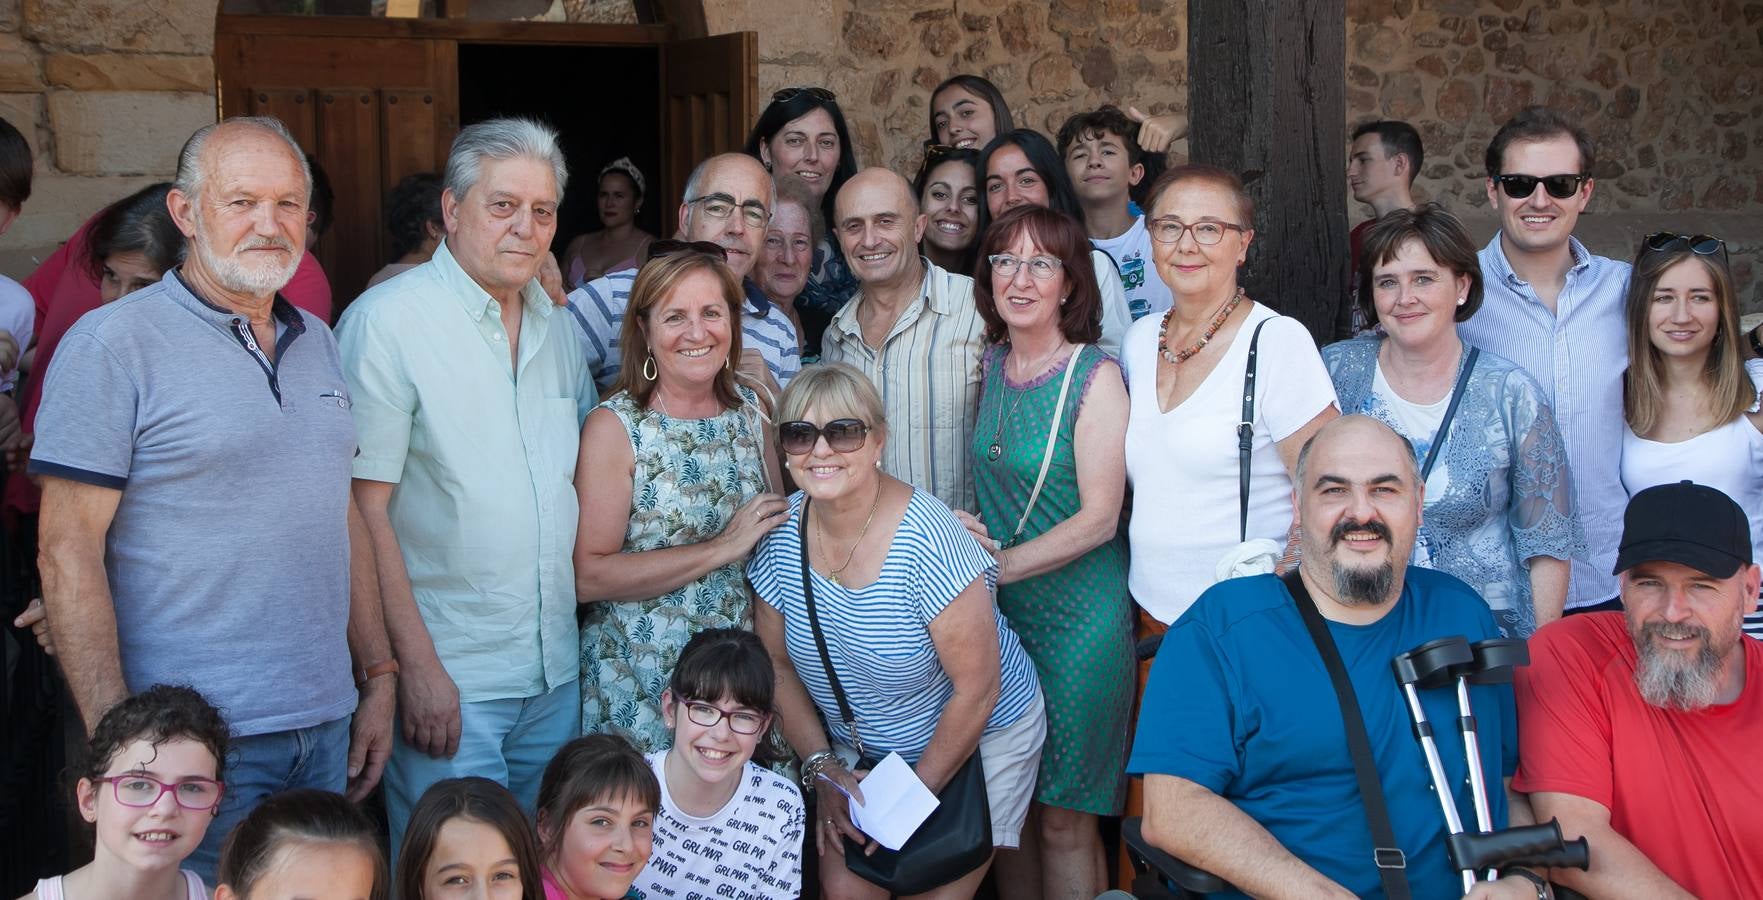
{"left": 356, "top": 658, "right": 399, "bottom": 687}
{"left": 1749, "top": 323, "right": 1763, "bottom": 359}
{"left": 800, "top": 750, "right": 838, "bottom": 791}
{"left": 1502, "top": 867, "right": 1552, "bottom": 900}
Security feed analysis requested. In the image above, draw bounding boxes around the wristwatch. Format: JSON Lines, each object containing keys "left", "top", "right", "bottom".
{"left": 1502, "top": 867, "right": 1553, "bottom": 900}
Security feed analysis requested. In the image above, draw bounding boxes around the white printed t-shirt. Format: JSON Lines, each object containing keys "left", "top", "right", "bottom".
{"left": 632, "top": 750, "right": 805, "bottom": 900}
{"left": 1091, "top": 215, "right": 1174, "bottom": 322}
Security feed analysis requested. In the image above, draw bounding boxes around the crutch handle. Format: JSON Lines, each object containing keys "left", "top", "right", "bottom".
{"left": 1466, "top": 638, "right": 1530, "bottom": 684}
{"left": 1446, "top": 820, "right": 1591, "bottom": 872}
{"left": 1393, "top": 636, "right": 1474, "bottom": 689}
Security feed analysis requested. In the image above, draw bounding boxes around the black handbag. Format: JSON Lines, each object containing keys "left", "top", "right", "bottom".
{"left": 798, "top": 500, "right": 993, "bottom": 894}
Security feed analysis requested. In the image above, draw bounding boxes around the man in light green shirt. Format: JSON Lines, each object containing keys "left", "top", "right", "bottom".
{"left": 338, "top": 118, "right": 596, "bottom": 858}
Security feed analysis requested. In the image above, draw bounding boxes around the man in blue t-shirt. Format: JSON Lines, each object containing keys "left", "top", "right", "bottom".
{"left": 1128, "top": 415, "right": 1542, "bottom": 899}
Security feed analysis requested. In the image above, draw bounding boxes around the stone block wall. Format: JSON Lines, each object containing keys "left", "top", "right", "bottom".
{"left": 0, "top": 0, "right": 218, "bottom": 278}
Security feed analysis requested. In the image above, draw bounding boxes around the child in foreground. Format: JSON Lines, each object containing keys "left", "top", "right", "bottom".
{"left": 213, "top": 788, "right": 387, "bottom": 900}
{"left": 396, "top": 776, "right": 545, "bottom": 900}
{"left": 536, "top": 734, "right": 659, "bottom": 900}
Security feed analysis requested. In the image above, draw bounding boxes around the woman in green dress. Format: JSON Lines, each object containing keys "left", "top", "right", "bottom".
{"left": 957, "top": 205, "right": 1133, "bottom": 900}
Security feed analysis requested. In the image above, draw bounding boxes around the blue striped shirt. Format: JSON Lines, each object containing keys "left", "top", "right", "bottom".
{"left": 1459, "top": 235, "right": 1631, "bottom": 607}
{"left": 564, "top": 268, "right": 800, "bottom": 391}
{"left": 747, "top": 489, "right": 1041, "bottom": 762}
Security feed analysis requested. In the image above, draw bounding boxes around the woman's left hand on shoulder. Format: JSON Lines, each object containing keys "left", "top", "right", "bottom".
{"left": 954, "top": 510, "right": 999, "bottom": 555}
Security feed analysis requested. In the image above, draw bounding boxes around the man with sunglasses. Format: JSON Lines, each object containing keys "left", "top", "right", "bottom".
{"left": 1460, "top": 106, "right": 1631, "bottom": 618}
{"left": 821, "top": 167, "right": 987, "bottom": 512}
{"left": 564, "top": 152, "right": 801, "bottom": 395}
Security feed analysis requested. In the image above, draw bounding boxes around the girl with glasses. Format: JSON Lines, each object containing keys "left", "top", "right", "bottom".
{"left": 632, "top": 628, "right": 804, "bottom": 898}
{"left": 30, "top": 684, "right": 228, "bottom": 900}
{"left": 959, "top": 206, "right": 1134, "bottom": 899}
{"left": 1619, "top": 233, "right": 1763, "bottom": 637}
{"left": 748, "top": 363, "right": 1047, "bottom": 900}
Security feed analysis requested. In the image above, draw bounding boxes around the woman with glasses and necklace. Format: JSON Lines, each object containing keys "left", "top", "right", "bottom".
{"left": 748, "top": 364, "right": 1046, "bottom": 900}
{"left": 575, "top": 247, "right": 788, "bottom": 754}
{"left": 1619, "top": 232, "right": 1763, "bottom": 637}
{"left": 1323, "top": 205, "right": 1579, "bottom": 637}
{"left": 744, "top": 86, "right": 860, "bottom": 358}
{"left": 954, "top": 206, "right": 1132, "bottom": 900}
{"left": 30, "top": 685, "right": 229, "bottom": 899}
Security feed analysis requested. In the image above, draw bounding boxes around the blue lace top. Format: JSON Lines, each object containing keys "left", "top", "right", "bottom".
{"left": 1322, "top": 336, "right": 1584, "bottom": 636}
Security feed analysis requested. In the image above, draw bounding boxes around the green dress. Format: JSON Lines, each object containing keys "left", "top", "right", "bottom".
{"left": 971, "top": 343, "right": 1133, "bottom": 815}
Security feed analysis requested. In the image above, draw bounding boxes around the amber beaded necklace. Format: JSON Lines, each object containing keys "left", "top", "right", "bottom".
{"left": 1157, "top": 287, "right": 1246, "bottom": 366}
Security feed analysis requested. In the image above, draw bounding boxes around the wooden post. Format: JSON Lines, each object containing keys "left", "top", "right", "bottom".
{"left": 1188, "top": 0, "right": 1347, "bottom": 344}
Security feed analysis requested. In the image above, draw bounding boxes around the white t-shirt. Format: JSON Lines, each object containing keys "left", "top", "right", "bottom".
{"left": 1091, "top": 216, "right": 1174, "bottom": 322}
{"left": 1122, "top": 303, "right": 1338, "bottom": 623}
{"left": 1092, "top": 249, "right": 1134, "bottom": 359}
{"left": 0, "top": 275, "right": 35, "bottom": 393}
{"left": 1369, "top": 362, "right": 1453, "bottom": 567}
{"left": 632, "top": 750, "right": 805, "bottom": 900}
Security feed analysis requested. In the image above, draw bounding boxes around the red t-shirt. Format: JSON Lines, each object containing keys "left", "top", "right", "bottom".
{"left": 9, "top": 224, "right": 332, "bottom": 512}
{"left": 1513, "top": 613, "right": 1763, "bottom": 899}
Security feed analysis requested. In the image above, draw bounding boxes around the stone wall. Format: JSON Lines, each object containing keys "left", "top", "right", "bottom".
{"left": 0, "top": 0, "right": 215, "bottom": 278}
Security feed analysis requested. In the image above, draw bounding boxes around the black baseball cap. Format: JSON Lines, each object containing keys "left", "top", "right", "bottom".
{"left": 1613, "top": 481, "right": 1753, "bottom": 578}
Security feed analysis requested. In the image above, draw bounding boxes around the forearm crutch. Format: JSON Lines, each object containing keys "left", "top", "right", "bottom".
{"left": 1391, "top": 636, "right": 1479, "bottom": 893}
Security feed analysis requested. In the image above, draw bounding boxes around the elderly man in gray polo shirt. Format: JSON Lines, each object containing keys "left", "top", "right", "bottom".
{"left": 29, "top": 116, "right": 394, "bottom": 880}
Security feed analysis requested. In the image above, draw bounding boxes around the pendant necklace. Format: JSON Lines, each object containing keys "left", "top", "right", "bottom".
{"left": 987, "top": 342, "right": 1067, "bottom": 461}
{"left": 1158, "top": 287, "right": 1245, "bottom": 366}
{"left": 816, "top": 479, "right": 883, "bottom": 586}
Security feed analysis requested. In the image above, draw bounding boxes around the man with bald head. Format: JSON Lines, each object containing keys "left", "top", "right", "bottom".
{"left": 565, "top": 151, "right": 800, "bottom": 392}
{"left": 822, "top": 167, "right": 986, "bottom": 511}
{"left": 1131, "top": 416, "right": 1542, "bottom": 899}
{"left": 30, "top": 115, "right": 394, "bottom": 879}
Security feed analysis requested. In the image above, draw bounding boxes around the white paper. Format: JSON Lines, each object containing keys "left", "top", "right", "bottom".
{"left": 818, "top": 751, "right": 940, "bottom": 851}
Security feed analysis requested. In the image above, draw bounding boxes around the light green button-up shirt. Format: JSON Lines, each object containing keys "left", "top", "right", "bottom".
{"left": 337, "top": 239, "right": 596, "bottom": 702}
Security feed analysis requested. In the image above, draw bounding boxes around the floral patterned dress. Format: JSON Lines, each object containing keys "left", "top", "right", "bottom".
{"left": 580, "top": 387, "right": 767, "bottom": 751}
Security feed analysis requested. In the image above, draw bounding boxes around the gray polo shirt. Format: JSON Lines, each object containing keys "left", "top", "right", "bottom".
{"left": 29, "top": 270, "right": 357, "bottom": 736}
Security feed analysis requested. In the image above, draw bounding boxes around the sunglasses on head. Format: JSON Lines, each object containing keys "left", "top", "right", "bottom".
{"left": 1492, "top": 173, "right": 1588, "bottom": 200}
{"left": 646, "top": 239, "right": 728, "bottom": 262}
{"left": 778, "top": 418, "right": 869, "bottom": 455}
{"left": 772, "top": 86, "right": 836, "bottom": 104}
{"left": 1641, "top": 232, "right": 1728, "bottom": 265}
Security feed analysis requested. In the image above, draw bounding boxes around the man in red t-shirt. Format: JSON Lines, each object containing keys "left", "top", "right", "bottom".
{"left": 1514, "top": 481, "right": 1763, "bottom": 899}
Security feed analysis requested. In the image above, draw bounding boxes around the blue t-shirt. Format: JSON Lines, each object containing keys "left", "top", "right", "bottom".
{"left": 1128, "top": 568, "right": 1516, "bottom": 900}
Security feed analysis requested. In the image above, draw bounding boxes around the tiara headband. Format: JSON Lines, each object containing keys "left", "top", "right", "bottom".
{"left": 599, "top": 157, "right": 646, "bottom": 198}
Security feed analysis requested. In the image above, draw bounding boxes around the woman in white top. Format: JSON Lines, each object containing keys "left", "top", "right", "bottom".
{"left": 633, "top": 628, "right": 804, "bottom": 899}
{"left": 29, "top": 685, "right": 227, "bottom": 900}
{"left": 1122, "top": 164, "right": 1338, "bottom": 627}
{"left": 1618, "top": 232, "right": 1763, "bottom": 637}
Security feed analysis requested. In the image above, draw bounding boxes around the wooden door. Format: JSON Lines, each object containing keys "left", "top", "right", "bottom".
{"left": 216, "top": 21, "right": 457, "bottom": 313}
{"left": 660, "top": 32, "right": 758, "bottom": 235}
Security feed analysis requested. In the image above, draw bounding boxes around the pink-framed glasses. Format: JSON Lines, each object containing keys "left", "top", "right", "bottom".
{"left": 93, "top": 773, "right": 225, "bottom": 811}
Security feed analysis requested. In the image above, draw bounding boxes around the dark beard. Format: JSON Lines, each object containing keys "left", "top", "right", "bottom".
{"left": 1631, "top": 620, "right": 1724, "bottom": 710}
{"left": 1328, "top": 518, "right": 1396, "bottom": 606}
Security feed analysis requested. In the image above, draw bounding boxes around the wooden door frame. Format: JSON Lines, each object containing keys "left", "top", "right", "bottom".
{"left": 215, "top": 14, "right": 670, "bottom": 45}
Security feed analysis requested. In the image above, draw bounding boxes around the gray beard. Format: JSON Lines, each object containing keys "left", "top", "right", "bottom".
{"left": 1332, "top": 559, "right": 1396, "bottom": 606}
{"left": 1632, "top": 621, "right": 1724, "bottom": 710}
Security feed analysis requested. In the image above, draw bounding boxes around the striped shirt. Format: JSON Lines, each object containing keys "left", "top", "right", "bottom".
{"left": 1460, "top": 236, "right": 1630, "bottom": 607}
{"left": 821, "top": 260, "right": 986, "bottom": 512}
{"left": 747, "top": 489, "right": 1041, "bottom": 762}
{"left": 564, "top": 270, "right": 801, "bottom": 391}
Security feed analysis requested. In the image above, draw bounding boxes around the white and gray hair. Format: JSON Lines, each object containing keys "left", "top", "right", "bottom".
{"left": 443, "top": 117, "right": 568, "bottom": 201}
{"left": 174, "top": 116, "right": 312, "bottom": 203}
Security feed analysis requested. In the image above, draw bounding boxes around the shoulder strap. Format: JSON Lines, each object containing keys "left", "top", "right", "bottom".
{"left": 1282, "top": 570, "right": 1411, "bottom": 899}
{"left": 1238, "top": 319, "right": 1272, "bottom": 543}
{"left": 1010, "top": 344, "right": 1085, "bottom": 544}
{"left": 799, "top": 500, "right": 864, "bottom": 758}
{"left": 1418, "top": 347, "right": 1479, "bottom": 481}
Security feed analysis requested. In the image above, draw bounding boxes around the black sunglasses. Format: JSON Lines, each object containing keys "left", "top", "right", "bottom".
{"left": 646, "top": 239, "right": 728, "bottom": 262}
{"left": 1493, "top": 173, "right": 1588, "bottom": 200}
{"left": 772, "top": 86, "right": 836, "bottom": 104}
{"left": 1641, "top": 232, "right": 1728, "bottom": 265}
{"left": 778, "top": 418, "right": 869, "bottom": 455}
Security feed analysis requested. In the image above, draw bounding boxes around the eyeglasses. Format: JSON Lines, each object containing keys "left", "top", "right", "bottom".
{"left": 1492, "top": 173, "right": 1588, "bottom": 200}
{"left": 685, "top": 194, "right": 769, "bottom": 229}
{"left": 778, "top": 418, "right": 870, "bottom": 455}
{"left": 682, "top": 700, "right": 768, "bottom": 735}
{"left": 988, "top": 254, "right": 1064, "bottom": 280}
{"left": 772, "top": 86, "right": 837, "bottom": 104}
{"left": 93, "top": 774, "right": 225, "bottom": 811}
{"left": 1148, "top": 218, "right": 1245, "bottom": 245}
{"left": 647, "top": 239, "right": 728, "bottom": 262}
{"left": 1641, "top": 232, "right": 1728, "bottom": 266}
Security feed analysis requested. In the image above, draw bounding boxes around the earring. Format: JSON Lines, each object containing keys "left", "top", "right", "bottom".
{"left": 1060, "top": 296, "right": 1068, "bottom": 306}
{"left": 875, "top": 459, "right": 881, "bottom": 469}
{"left": 1456, "top": 296, "right": 1466, "bottom": 306}
{"left": 725, "top": 356, "right": 733, "bottom": 371}
{"left": 642, "top": 355, "right": 657, "bottom": 381}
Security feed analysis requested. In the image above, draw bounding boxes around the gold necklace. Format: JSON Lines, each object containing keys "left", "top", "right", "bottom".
{"left": 815, "top": 480, "right": 883, "bottom": 586}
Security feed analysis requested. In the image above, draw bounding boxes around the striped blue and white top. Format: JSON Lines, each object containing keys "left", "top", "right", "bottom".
{"left": 564, "top": 269, "right": 801, "bottom": 393}
{"left": 748, "top": 489, "right": 1042, "bottom": 762}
